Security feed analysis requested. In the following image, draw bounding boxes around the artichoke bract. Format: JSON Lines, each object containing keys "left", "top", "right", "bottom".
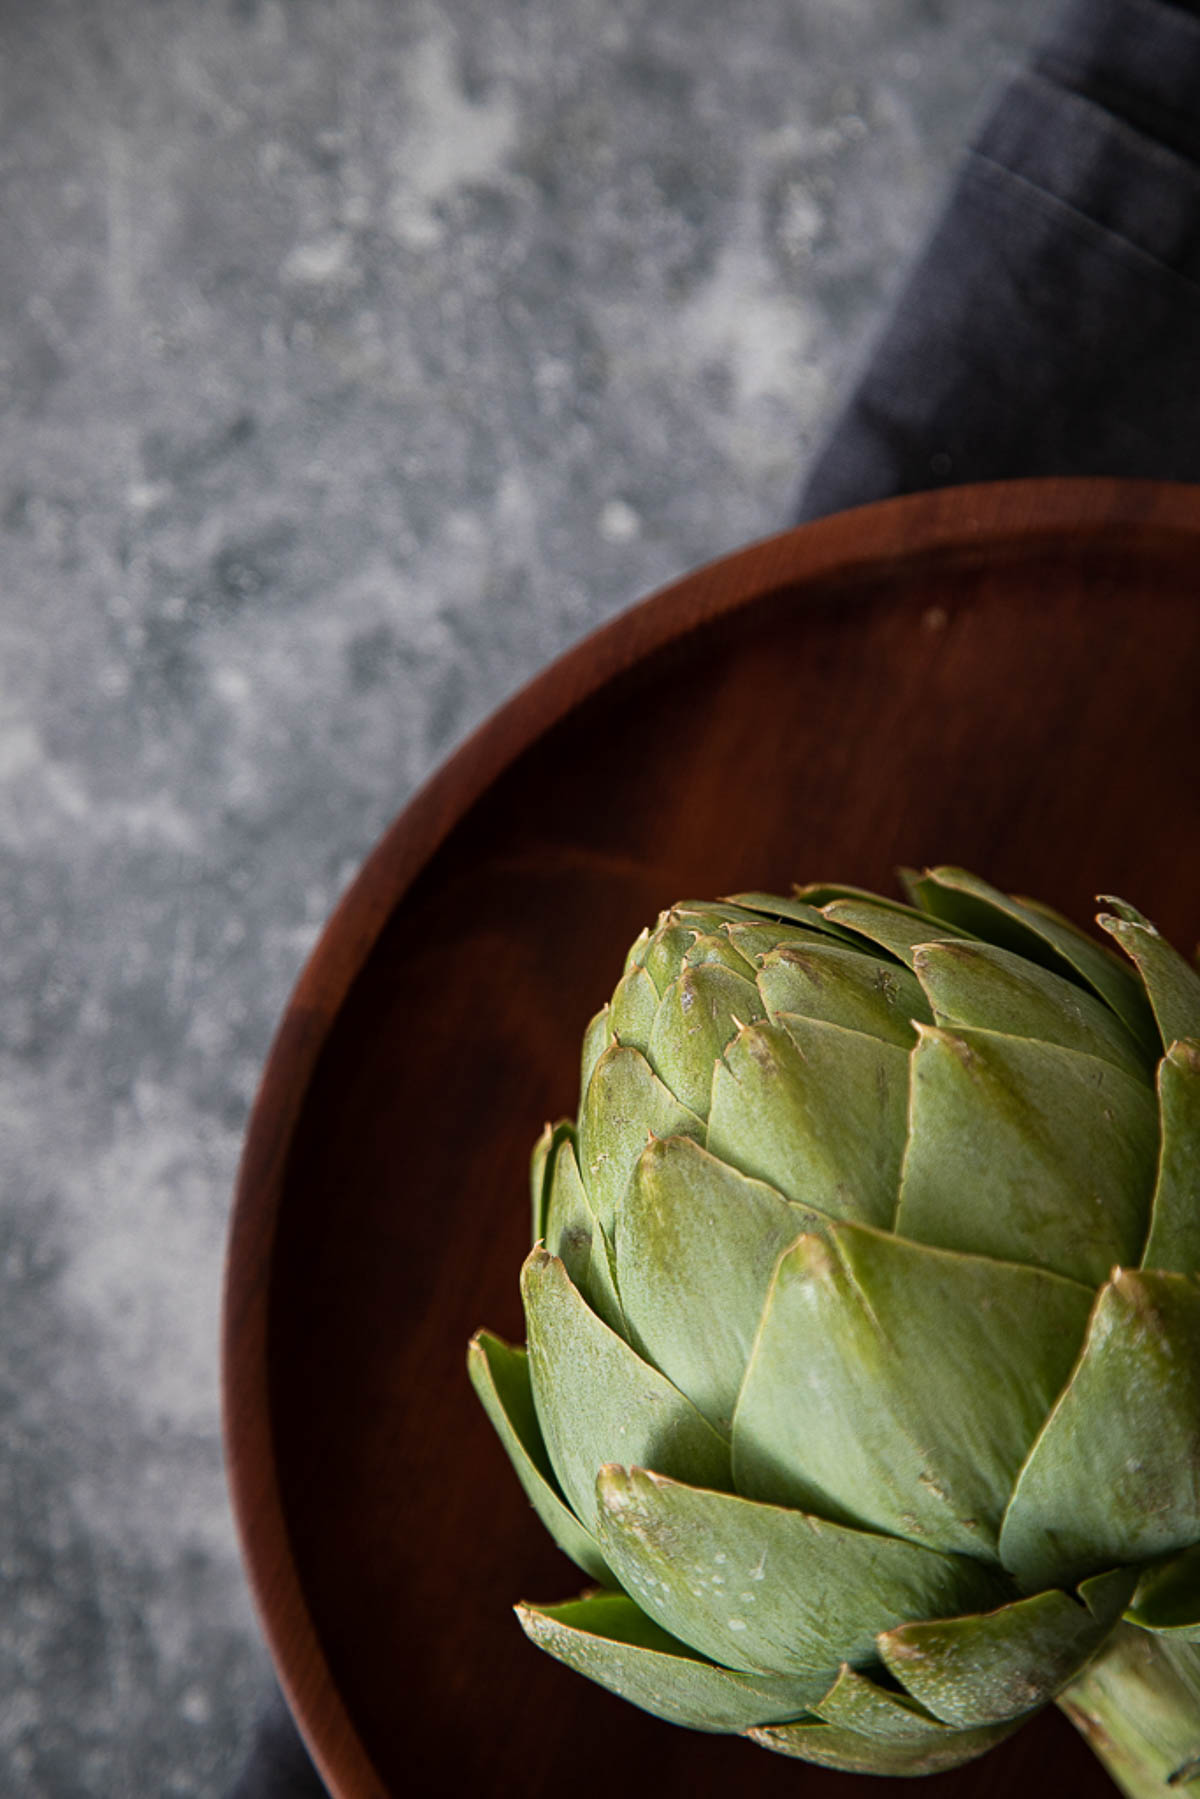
{"left": 468, "top": 868, "right": 1200, "bottom": 1795}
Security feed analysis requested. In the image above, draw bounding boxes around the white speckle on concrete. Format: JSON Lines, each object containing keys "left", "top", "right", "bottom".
{"left": 599, "top": 499, "right": 642, "bottom": 543}
{"left": 386, "top": 28, "right": 519, "bottom": 245}
{"left": 180, "top": 1687, "right": 212, "bottom": 1727}
{"left": 777, "top": 183, "right": 825, "bottom": 256}
{"left": 58, "top": 1083, "right": 229, "bottom": 1434}
{"left": 683, "top": 231, "right": 814, "bottom": 410}
{"left": 127, "top": 482, "right": 172, "bottom": 512}
{"left": 212, "top": 665, "right": 252, "bottom": 706}
{"left": 0, "top": 721, "right": 41, "bottom": 782}
{"left": 281, "top": 232, "right": 356, "bottom": 285}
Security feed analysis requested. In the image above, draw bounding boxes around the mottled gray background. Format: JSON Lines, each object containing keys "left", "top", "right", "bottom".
{"left": 1, "top": 1, "right": 1046, "bottom": 1792}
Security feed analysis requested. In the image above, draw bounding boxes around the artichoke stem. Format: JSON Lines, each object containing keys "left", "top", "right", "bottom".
{"left": 1058, "top": 1623, "right": 1200, "bottom": 1797}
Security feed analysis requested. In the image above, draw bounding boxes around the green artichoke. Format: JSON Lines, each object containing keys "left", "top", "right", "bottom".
{"left": 469, "top": 868, "right": 1200, "bottom": 1795}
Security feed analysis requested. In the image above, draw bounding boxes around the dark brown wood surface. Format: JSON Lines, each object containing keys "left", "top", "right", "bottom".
{"left": 222, "top": 478, "right": 1200, "bottom": 1799}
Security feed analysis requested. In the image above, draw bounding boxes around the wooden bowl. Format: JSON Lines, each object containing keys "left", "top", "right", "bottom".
{"left": 223, "top": 478, "right": 1200, "bottom": 1799}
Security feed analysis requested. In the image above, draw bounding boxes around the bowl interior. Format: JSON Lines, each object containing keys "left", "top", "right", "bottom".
{"left": 235, "top": 482, "right": 1200, "bottom": 1797}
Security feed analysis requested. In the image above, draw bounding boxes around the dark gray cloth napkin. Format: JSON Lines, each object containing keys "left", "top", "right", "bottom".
{"left": 796, "top": 0, "right": 1200, "bottom": 520}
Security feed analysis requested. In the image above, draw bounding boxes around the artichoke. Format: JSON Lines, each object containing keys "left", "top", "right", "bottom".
{"left": 468, "top": 868, "right": 1200, "bottom": 1795}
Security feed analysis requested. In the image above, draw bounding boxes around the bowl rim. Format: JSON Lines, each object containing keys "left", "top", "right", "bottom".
{"left": 220, "top": 475, "right": 1200, "bottom": 1796}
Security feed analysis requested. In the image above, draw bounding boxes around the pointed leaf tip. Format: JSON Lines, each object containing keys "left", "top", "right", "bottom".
{"left": 877, "top": 1575, "right": 1136, "bottom": 1728}
{"left": 516, "top": 1586, "right": 821, "bottom": 1731}
{"left": 524, "top": 1248, "right": 731, "bottom": 1533}
{"left": 593, "top": 1463, "right": 1004, "bottom": 1696}
{"left": 999, "top": 1268, "right": 1200, "bottom": 1590}
{"left": 468, "top": 1327, "right": 615, "bottom": 1585}
{"left": 752, "top": 1663, "right": 1020, "bottom": 1774}
{"left": 1098, "top": 907, "right": 1200, "bottom": 1051}
{"left": 1096, "top": 896, "right": 1157, "bottom": 929}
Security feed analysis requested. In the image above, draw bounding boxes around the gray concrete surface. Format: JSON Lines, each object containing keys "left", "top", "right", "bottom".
{"left": 0, "top": 1, "right": 1045, "bottom": 1791}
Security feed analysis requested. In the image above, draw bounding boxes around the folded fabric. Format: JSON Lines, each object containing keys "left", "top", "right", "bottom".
{"left": 796, "top": 0, "right": 1200, "bottom": 520}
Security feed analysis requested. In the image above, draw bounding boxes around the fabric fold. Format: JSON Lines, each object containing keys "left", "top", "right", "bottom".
{"left": 796, "top": 0, "right": 1200, "bottom": 520}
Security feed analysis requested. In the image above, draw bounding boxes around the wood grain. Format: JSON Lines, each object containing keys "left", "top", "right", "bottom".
{"left": 222, "top": 478, "right": 1200, "bottom": 1798}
